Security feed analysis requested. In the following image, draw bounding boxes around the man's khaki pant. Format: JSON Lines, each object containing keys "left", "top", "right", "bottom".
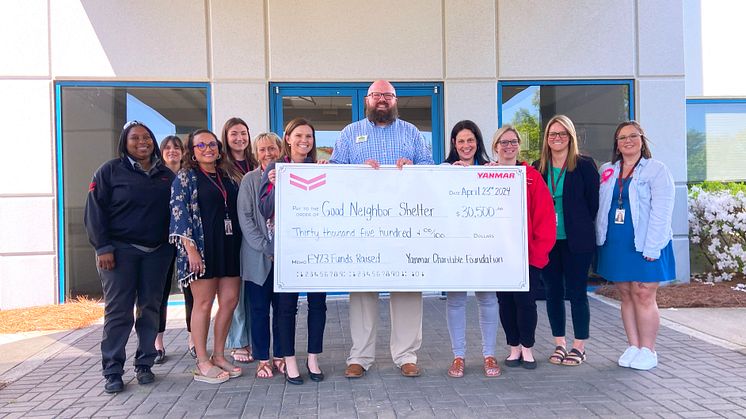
{"left": 346, "top": 291, "right": 423, "bottom": 369}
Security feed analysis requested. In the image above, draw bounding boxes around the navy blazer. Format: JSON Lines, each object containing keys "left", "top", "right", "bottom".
{"left": 534, "top": 155, "right": 599, "bottom": 253}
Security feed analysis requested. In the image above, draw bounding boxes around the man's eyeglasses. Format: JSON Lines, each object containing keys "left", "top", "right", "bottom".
{"left": 617, "top": 133, "right": 642, "bottom": 143}
{"left": 193, "top": 141, "right": 219, "bottom": 151}
{"left": 498, "top": 139, "right": 520, "bottom": 147}
{"left": 548, "top": 131, "right": 569, "bottom": 140}
{"left": 368, "top": 92, "right": 396, "bottom": 100}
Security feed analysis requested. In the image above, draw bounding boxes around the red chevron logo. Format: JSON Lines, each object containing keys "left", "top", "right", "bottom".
{"left": 289, "top": 173, "right": 327, "bottom": 191}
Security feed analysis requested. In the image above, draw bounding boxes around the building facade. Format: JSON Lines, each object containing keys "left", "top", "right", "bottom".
{"left": 2, "top": 0, "right": 722, "bottom": 308}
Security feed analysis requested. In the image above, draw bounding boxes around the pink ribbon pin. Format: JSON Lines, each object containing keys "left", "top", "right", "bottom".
{"left": 601, "top": 168, "right": 614, "bottom": 184}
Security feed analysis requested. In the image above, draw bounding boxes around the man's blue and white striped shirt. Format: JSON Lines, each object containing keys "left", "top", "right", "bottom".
{"left": 330, "top": 118, "right": 434, "bottom": 165}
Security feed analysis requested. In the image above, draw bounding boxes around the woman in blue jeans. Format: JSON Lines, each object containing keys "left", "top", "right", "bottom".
{"left": 534, "top": 115, "right": 599, "bottom": 366}
{"left": 236, "top": 132, "right": 283, "bottom": 378}
{"left": 442, "top": 120, "right": 500, "bottom": 378}
{"left": 259, "top": 118, "right": 328, "bottom": 385}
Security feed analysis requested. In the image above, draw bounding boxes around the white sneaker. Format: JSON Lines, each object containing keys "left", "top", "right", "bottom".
{"left": 618, "top": 346, "right": 640, "bottom": 368}
{"left": 629, "top": 347, "right": 658, "bottom": 370}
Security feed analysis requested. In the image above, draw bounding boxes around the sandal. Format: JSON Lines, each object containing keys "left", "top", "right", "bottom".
{"left": 193, "top": 364, "right": 229, "bottom": 384}
{"left": 273, "top": 357, "right": 286, "bottom": 374}
{"left": 483, "top": 356, "right": 501, "bottom": 377}
{"left": 210, "top": 356, "right": 242, "bottom": 378}
{"left": 562, "top": 348, "right": 586, "bottom": 366}
{"left": 447, "top": 357, "right": 464, "bottom": 378}
{"left": 256, "top": 360, "right": 273, "bottom": 379}
{"left": 549, "top": 346, "right": 568, "bottom": 365}
{"left": 230, "top": 347, "right": 254, "bottom": 363}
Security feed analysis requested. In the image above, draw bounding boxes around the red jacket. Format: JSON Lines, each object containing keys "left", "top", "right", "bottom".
{"left": 522, "top": 161, "right": 557, "bottom": 268}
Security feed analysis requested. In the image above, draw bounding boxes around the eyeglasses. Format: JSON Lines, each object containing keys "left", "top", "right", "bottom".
{"left": 498, "top": 139, "right": 520, "bottom": 147}
{"left": 368, "top": 92, "right": 396, "bottom": 100}
{"left": 548, "top": 131, "right": 569, "bottom": 140}
{"left": 193, "top": 141, "right": 219, "bottom": 151}
{"left": 617, "top": 133, "right": 642, "bottom": 142}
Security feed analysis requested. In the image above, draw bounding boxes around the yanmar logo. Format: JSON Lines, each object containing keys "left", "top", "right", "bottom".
{"left": 477, "top": 172, "right": 515, "bottom": 179}
{"left": 289, "top": 173, "right": 326, "bottom": 191}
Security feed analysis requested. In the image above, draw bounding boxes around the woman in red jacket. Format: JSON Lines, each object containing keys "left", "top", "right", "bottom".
{"left": 490, "top": 125, "right": 556, "bottom": 369}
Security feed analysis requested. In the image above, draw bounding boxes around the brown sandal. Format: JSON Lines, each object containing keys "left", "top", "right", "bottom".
{"left": 272, "top": 357, "right": 286, "bottom": 374}
{"left": 447, "top": 357, "right": 465, "bottom": 378}
{"left": 256, "top": 360, "right": 273, "bottom": 379}
{"left": 484, "top": 356, "right": 501, "bottom": 377}
{"left": 549, "top": 346, "right": 568, "bottom": 365}
{"left": 230, "top": 347, "right": 254, "bottom": 363}
{"left": 562, "top": 348, "right": 586, "bottom": 366}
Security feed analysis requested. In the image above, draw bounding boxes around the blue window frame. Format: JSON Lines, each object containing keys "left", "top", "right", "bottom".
{"left": 498, "top": 80, "right": 634, "bottom": 165}
{"left": 269, "top": 82, "right": 444, "bottom": 163}
{"left": 55, "top": 81, "right": 211, "bottom": 302}
{"left": 686, "top": 99, "right": 746, "bottom": 183}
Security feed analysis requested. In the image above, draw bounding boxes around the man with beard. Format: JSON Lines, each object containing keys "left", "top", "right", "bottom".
{"left": 331, "top": 80, "right": 434, "bottom": 378}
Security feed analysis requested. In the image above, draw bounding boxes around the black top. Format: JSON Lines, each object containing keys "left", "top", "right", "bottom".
{"left": 534, "top": 155, "right": 600, "bottom": 253}
{"left": 197, "top": 169, "right": 241, "bottom": 278}
{"left": 84, "top": 157, "right": 175, "bottom": 255}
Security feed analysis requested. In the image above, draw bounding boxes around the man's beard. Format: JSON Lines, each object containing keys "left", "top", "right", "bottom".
{"left": 366, "top": 104, "right": 398, "bottom": 124}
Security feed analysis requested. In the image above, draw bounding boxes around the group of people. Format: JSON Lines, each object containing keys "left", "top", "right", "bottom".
{"left": 84, "top": 80, "right": 676, "bottom": 394}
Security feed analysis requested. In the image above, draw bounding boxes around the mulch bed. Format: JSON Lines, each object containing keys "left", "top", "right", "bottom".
{"left": 594, "top": 275, "right": 746, "bottom": 308}
{"left": 0, "top": 296, "right": 103, "bottom": 334}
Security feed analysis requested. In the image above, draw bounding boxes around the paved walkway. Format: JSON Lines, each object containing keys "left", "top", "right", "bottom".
{"left": 1, "top": 296, "right": 746, "bottom": 418}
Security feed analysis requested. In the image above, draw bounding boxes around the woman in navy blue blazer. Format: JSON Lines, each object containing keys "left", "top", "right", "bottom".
{"left": 534, "top": 115, "right": 599, "bottom": 366}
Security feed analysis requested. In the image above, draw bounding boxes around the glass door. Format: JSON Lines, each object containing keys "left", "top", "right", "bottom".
{"left": 270, "top": 82, "right": 443, "bottom": 162}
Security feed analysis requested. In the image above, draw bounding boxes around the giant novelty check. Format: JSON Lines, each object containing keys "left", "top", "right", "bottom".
{"left": 274, "top": 164, "right": 529, "bottom": 292}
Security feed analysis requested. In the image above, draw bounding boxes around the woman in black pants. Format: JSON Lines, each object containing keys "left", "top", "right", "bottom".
{"left": 535, "top": 115, "right": 599, "bottom": 366}
{"left": 489, "top": 126, "right": 556, "bottom": 369}
{"left": 84, "top": 120, "right": 175, "bottom": 393}
{"left": 258, "top": 118, "right": 327, "bottom": 384}
{"left": 154, "top": 135, "right": 185, "bottom": 364}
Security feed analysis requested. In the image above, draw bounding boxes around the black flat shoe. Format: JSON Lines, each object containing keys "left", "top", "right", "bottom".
{"left": 104, "top": 374, "right": 124, "bottom": 393}
{"left": 285, "top": 371, "right": 304, "bottom": 385}
{"left": 154, "top": 349, "right": 167, "bottom": 364}
{"left": 135, "top": 366, "right": 155, "bottom": 384}
{"left": 306, "top": 360, "right": 324, "bottom": 382}
{"left": 504, "top": 356, "right": 522, "bottom": 368}
{"left": 522, "top": 359, "right": 537, "bottom": 370}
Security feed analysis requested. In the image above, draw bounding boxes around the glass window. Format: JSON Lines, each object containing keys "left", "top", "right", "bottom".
{"left": 499, "top": 81, "right": 633, "bottom": 164}
{"left": 686, "top": 100, "right": 746, "bottom": 182}
{"left": 56, "top": 83, "right": 210, "bottom": 299}
{"left": 281, "top": 95, "right": 353, "bottom": 160}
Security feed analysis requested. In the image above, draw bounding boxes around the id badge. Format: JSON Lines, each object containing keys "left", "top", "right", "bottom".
{"left": 614, "top": 208, "right": 625, "bottom": 225}
{"left": 224, "top": 217, "right": 233, "bottom": 235}
{"left": 555, "top": 213, "right": 559, "bottom": 226}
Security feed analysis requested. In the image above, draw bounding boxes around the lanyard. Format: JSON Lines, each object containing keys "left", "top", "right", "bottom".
{"left": 617, "top": 157, "right": 642, "bottom": 208}
{"left": 234, "top": 159, "right": 249, "bottom": 175}
{"left": 199, "top": 167, "right": 228, "bottom": 209}
{"left": 549, "top": 160, "right": 567, "bottom": 199}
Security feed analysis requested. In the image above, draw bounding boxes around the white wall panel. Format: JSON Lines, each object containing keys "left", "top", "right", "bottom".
{"left": 444, "top": 0, "right": 496, "bottom": 79}
{"left": 211, "top": 0, "right": 266, "bottom": 80}
{"left": 638, "top": 0, "right": 685, "bottom": 76}
{"left": 0, "top": 0, "right": 49, "bottom": 77}
{"left": 0, "top": 255, "right": 56, "bottom": 309}
{"left": 444, "top": 81, "right": 498, "bottom": 159}
{"left": 212, "top": 82, "right": 268, "bottom": 137}
{"left": 0, "top": 197, "right": 55, "bottom": 253}
{"left": 637, "top": 79, "right": 687, "bottom": 182}
{"left": 50, "top": 0, "right": 208, "bottom": 79}
{"left": 0, "top": 80, "right": 53, "bottom": 195}
{"left": 498, "top": 0, "right": 635, "bottom": 78}
{"left": 268, "top": 0, "right": 443, "bottom": 80}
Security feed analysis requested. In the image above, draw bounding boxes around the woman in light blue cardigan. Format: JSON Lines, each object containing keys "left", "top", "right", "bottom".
{"left": 596, "top": 121, "right": 676, "bottom": 371}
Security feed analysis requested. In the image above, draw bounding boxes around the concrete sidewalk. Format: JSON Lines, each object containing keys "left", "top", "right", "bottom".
{"left": 1, "top": 296, "right": 746, "bottom": 418}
